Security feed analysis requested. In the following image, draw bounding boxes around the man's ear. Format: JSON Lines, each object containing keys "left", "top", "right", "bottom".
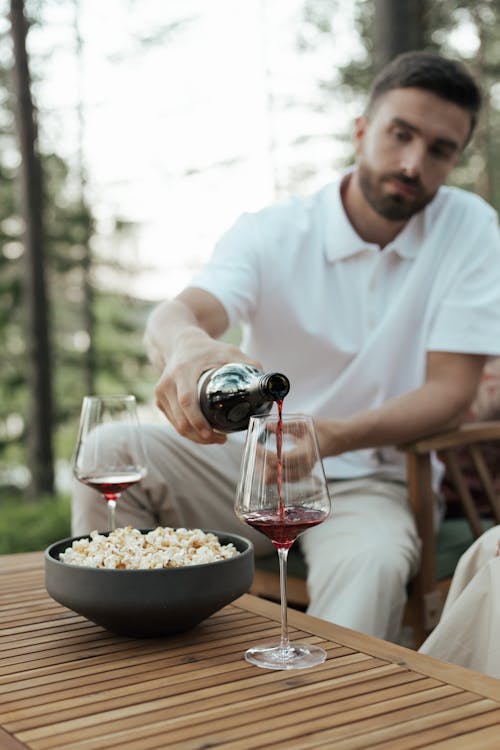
{"left": 354, "top": 115, "right": 369, "bottom": 155}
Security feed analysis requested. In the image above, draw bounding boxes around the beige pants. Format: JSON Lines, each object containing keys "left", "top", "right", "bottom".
{"left": 419, "top": 524, "right": 500, "bottom": 677}
{"left": 72, "top": 423, "right": 421, "bottom": 642}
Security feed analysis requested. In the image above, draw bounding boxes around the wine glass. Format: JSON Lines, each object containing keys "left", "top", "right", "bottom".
{"left": 73, "top": 395, "right": 147, "bottom": 532}
{"left": 235, "top": 413, "right": 331, "bottom": 669}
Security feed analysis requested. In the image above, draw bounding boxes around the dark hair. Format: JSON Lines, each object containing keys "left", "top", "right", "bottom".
{"left": 367, "top": 51, "right": 482, "bottom": 139}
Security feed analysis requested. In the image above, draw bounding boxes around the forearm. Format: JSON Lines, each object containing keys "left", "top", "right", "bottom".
{"left": 144, "top": 284, "right": 233, "bottom": 373}
{"left": 317, "top": 351, "right": 486, "bottom": 458}
{"left": 144, "top": 298, "right": 208, "bottom": 371}
{"left": 319, "top": 382, "right": 471, "bottom": 458}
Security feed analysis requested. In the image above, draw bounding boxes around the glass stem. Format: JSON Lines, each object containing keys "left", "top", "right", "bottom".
{"left": 106, "top": 495, "right": 118, "bottom": 532}
{"left": 277, "top": 546, "right": 290, "bottom": 651}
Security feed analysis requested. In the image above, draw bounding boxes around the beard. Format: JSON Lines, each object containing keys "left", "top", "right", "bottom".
{"left": 357, "top": 161, "right": 435, "bottom": 221}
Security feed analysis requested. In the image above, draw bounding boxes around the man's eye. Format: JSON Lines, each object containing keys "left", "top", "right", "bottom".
{"left": 393, "top": 129, "right": 411, "bottom": 142}
{"left": 429, "top": 145, "right": 453, "bottom": 160}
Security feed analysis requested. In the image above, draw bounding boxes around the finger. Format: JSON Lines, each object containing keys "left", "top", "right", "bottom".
{"left": 176, "top": 385, "right": 227, "bottom": 443}
{"left": 173, "top": 385, "right": 227, "bottom": 444}
{"left": 154, "top": 377, "right": 176, "bottom": 423}
{"left": 156, "top": 372, "right": 228, "bottom": 444}
{"left": 155, "top": 377, "right": 206, "bottom": 442}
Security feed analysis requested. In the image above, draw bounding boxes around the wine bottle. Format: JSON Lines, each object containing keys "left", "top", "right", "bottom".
{"left": 198, "top": 363, "right": 290, "bottom": 432}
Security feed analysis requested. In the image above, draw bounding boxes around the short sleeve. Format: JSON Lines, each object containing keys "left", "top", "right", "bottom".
{"left": 428, "top": 213, "right": 500, "bottom": 356}
{"left": 189, "top": 213, "right": 261, "bottom": 327}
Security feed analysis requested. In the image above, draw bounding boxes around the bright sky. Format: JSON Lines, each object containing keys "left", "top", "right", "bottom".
{"left": 32, "top": 0, "right": 361, "bottom": 300}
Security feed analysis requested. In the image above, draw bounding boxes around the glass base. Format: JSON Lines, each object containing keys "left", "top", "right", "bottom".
{"left": 244, "top": 640, "right": 327, "bottom": 670}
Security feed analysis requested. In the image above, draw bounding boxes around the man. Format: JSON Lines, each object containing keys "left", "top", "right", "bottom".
{"left": 73, "top": 51, "right": 500, "bottom": 643}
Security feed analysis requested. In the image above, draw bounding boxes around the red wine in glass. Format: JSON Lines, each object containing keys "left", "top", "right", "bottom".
{"left": 241, "top": 506, "right": 327, "bottom": 550}
{"left": 235, "top": 412, "right": 331, "bottom": 670}
{"left": 78, "top": 471, "right": 145, "bottom": 499}
{"left": 73, "top": 395, "right": 147, "bottom": 531}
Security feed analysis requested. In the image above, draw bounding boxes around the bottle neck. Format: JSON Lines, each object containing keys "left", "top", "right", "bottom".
{"left": 259, "top": 373, "right": 290, "bottom": 401}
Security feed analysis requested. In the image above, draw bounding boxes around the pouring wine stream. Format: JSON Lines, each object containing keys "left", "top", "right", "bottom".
{"left": 235, "top": 399, "right": 331, "bottom": 669}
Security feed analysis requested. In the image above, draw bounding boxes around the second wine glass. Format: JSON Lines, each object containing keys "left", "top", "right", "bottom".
{"left": 235, "top": 413, "right": 331, "bottom": 669}
{"left": 73, "top": 395, "right": 147, "bottom": 532}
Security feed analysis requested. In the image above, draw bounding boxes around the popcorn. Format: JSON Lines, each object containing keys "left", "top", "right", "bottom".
{"left": 59, "top": 526, "right": 239, "bottom": 569}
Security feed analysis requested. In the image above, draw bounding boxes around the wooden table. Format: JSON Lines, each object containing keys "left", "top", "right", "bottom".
{"left": 2, "top": 552, "right": 500, "bottom": 750}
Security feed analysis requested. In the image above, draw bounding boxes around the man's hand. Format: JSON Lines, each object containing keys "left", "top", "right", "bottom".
{"left": 145, "top": 287, "right": 261, "bottom": 444}
{"left": 312, "top": 417, "right": 350, "bottom": 459}
{"left": 251, "top": 422, "right": 323, "bottom": 485}
{"left": 154, "top": 329, "right": 259, "bottom": 444}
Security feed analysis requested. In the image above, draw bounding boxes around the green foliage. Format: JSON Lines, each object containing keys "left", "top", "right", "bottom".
{"left": 0, "top": 10, "right": 156, "bottom": 491}
{"left": 0, "top": 490, "right": 71, "bottom": 553}
{"left": 93, "top": 293, "right": 156, "bottom": 401}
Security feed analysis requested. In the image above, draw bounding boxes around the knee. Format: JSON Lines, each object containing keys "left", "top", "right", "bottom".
{"left": 311, "top": 543, "right": 412, "bottom": 588}
{"left": 362, "top": 545, "right": 411, "bottom": 585}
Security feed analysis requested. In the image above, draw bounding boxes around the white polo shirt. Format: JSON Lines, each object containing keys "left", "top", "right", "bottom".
{"left": 190, "top": 176, "right": 500, "bottom": 482}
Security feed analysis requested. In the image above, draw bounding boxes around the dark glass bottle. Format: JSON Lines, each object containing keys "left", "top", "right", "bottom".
{"left": 198, "top": 363, "right": 290, "bottom": 432}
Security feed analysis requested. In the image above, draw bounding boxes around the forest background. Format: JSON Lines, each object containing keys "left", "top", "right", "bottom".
{"left": 2, "top": 0, "right": 500, "bottom": 553}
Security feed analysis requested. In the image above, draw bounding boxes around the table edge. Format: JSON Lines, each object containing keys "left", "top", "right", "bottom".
{"left": 236, "top": 593, "right": 500, "bottom": 701}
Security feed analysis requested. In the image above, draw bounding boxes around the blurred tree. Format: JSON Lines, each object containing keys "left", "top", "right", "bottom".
{"left": 454, "top": 0, "right": 500, "bottom": 209}
{"left": 73, "top": 0, "right": 95, "bottom": 396}
{"left": 9, "top": 0, "right": 54, "bottom": 495}
{"left": 0, "top": 0, "right": 157, "bottom": 498}
{"left": 373, "top": 0, "right": 427, "bottom": 71}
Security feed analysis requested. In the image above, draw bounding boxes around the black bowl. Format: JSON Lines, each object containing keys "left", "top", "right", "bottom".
{"left": 45, "top": 529, "right": 254, "bottom": 637}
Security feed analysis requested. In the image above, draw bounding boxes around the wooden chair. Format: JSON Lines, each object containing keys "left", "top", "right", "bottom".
{"left": 251, "top": 420, "right": 500, "bottom": 647}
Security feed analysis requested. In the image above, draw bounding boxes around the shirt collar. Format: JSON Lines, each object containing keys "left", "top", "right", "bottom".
{"left": 321, "top": 172, "right": 427, "bottom": 262}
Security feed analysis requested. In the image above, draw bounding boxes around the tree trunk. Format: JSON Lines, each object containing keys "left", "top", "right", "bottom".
{"left": 74, "top": 0, "right": 96, "bottom": 395}
{"left": 374, "top": 0, "right": 427, "bottom": 72}
{"left": 470, "top": 6, "right": 492, "bottom": 203}
{"left": 10, "top": 0, "right": 55, "bottom": 495}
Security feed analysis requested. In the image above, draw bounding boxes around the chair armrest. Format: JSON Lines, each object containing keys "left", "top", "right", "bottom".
{"left": 401, "top": 421, "right": 500, "bottom": 455}
{"left": 399, "top": 420, "right": 500, "bottom": 637}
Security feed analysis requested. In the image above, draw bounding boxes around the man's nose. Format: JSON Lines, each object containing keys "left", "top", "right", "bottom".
{"left": 400, "top": 143, "right": 425, "bottom": 177}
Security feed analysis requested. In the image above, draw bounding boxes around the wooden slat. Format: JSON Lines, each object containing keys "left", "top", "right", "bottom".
{"left": 0, "top": 646, "right": 352, "bottom": 719}
{"left": 263, "top": 705, "right": 500, "bottom": 750}
{"left": 13, "top": 653, "right": 380, "bottom": 743}
{"left": 4, "top": 646, "right": 358, "bottom": 731}
{"left": 469, "top": 444, "right": 500, "bottom": 523}
{"left": 0, "top": 728, "right": 27, "bottom": 750}
{"left": 442, "top": 450, "right": 484, "bottom": 538}
{"left": 406, "top": 450, "right": 441, "bottom": 638}
{"left": 427, "top": 723, "right": 500, "bottom": 750}
{"left": 2, "top": 551, "right": 500, "bottom": 750}
{"left": 156, "top": 697, "right": 496, "bottom": 750}
{"left": 402, "top": 421, "right": 500, "bottom": 454}
{"left": 37, "top": 669, "right": 425, "bottom": 750}
{"left": 12, "top": 663, "right": 408, "bottom": 749}
{"left": 64, "top": 681, "right": 460, "bottom": 750}
{"left": 0, "top": 552, "right": 43, "bottom": 573}
{"left": 240, "top": 595, "right": 500, "bottom": 700}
